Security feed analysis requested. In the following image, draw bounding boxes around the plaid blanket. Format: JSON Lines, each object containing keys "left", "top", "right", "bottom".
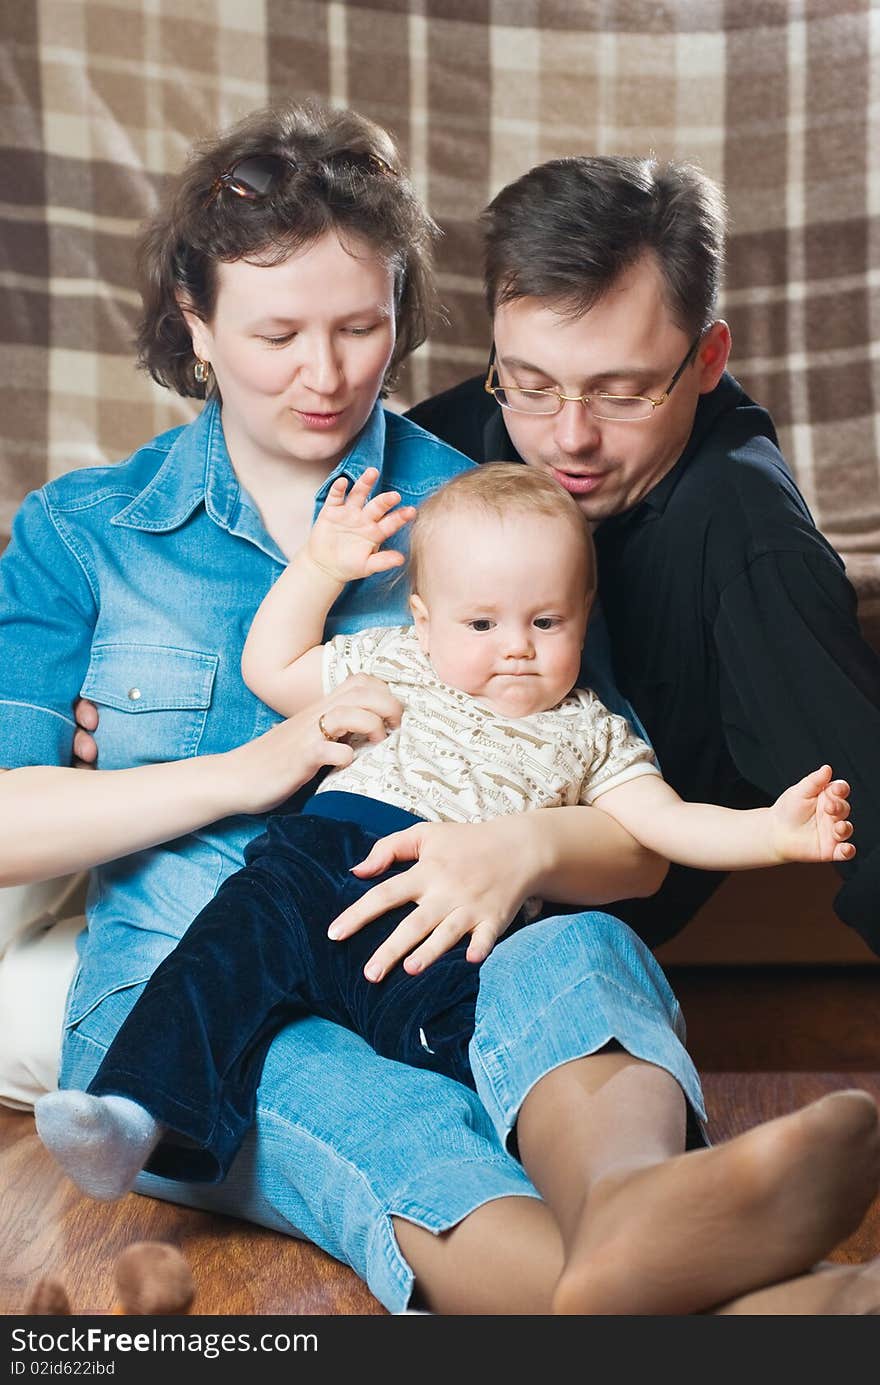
{"left": 2, "top": 0, "right": 878, "bottom": 627}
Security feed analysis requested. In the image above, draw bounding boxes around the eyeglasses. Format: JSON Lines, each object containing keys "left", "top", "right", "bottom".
{"left": 483, "top": 333, "right": 704, "bottom": 422}
{"left": 206, "top": 150, "right": 396, "bottom": 204}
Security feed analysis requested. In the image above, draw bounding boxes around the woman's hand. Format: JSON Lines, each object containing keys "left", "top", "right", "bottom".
{"left": 0, "top": 674, "right": 402, "bottom": 889}
{"left": 327, "top": 816, "right": 540, "bottom": 981}
{"left": 74, "top": 675, "right": 400, "bottom": 808}
{"left": 229, "top": 673, "right": 402, "bottom": 815}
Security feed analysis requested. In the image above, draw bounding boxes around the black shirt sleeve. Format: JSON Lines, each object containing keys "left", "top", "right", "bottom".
{"left": 713, "top": 548, "right": 880, "bottom": 952}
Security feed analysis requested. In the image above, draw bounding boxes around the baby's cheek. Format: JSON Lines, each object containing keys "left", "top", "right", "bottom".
{"left": 549, "top": 645, "right": 583, "bottom": 695}
{"left": 446, "top": 648, "right": 489, "bottom": 696}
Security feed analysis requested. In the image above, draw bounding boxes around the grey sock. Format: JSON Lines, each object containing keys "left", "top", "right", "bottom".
{"left": 35, "top": 1090, "right": 162, "bottom": 1201}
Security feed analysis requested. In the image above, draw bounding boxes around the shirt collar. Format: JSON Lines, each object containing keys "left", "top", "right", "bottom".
{"left": 111, "top": 398, "right": 389, "bottom": 534}
{"left": 112, "top": 401, "right": 226, "bottom": 532}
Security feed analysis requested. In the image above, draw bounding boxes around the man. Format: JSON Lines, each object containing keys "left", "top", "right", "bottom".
{"left": 407, "top": 155, "right": 880, "bottom": 954}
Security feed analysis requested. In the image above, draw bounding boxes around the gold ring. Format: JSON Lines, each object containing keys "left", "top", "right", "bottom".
{"left": 318, "top": 713, "right": 334, "bottom": 742}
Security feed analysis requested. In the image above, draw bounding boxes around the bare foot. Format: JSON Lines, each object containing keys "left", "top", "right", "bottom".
{"left": 553, "top": 1089, "right": 880, "bottom": 1315}
{"left": 715, "top": 1255, "right": 880, "bottom": 1315}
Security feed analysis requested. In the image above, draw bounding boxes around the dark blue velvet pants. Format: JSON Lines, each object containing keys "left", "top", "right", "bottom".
{"left": 88, "top": 793, "right": 490, "bottom": 1182}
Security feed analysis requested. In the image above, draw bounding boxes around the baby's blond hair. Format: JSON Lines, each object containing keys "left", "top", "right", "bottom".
{"left": 408, "top": 462, "right": 596, "bottom": 597}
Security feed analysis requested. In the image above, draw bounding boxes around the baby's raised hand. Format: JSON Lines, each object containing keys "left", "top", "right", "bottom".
{"left": 307, "top": 466, "right": 415, "bottom": 583}
{"left": 772, "top": 765, "right": 855, "bottom": 863}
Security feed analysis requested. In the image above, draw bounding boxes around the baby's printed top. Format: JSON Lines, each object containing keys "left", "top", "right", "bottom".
{"left": 319, "top": 625, "right": 660, "bottom": 822}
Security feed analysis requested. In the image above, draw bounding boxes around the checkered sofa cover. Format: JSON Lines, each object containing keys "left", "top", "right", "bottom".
{"left": 3, "top": 0, "right": 879, "bottom": 635}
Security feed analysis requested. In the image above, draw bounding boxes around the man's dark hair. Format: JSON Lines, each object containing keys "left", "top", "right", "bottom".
{"left": 482, "top": 155, "right": 727, "bottom": 337}
{"left": 137, "top": 100, "right": 438, "bottom": 398}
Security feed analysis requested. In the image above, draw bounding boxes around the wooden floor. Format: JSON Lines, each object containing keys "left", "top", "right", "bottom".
{"left": 1, "top": 964, "right": 879, "bottom": 1316}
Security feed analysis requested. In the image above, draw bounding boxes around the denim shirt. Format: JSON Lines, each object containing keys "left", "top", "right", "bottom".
{"left": 0, "top": 399, "right": 636, "bottom": 1023}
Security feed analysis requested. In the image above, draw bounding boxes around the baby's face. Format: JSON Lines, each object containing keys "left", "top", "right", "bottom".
{"left": 410, "top": 509, "right": 591, "bottom": 716}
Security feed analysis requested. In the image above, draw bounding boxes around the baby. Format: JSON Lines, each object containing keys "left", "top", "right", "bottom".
{"left": 36, "top": 463, "right": 853, "bottom": 1196}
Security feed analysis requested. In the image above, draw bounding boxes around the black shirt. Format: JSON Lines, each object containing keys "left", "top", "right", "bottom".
{"left": 407, "top": 374, "right": 880, "bottom": 953}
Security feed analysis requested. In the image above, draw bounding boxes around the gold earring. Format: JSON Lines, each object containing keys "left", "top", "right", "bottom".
{"left": 194, "top": 359, "right": 211, "bottom": 384}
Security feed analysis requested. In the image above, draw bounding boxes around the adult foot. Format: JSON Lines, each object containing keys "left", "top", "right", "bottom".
{"left": 553, "top": 1089, "right": 880, "bottom": 1315}
{"left": 34, "top": 1090, "right": 160, "bottom": 1201}
{"left": 715, "top": 1254, "right": 880, "bottom": 1315}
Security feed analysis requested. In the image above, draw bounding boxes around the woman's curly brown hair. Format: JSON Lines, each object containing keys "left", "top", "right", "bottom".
{"left": 136, "top": 100, "right": 440, "bottom": 399}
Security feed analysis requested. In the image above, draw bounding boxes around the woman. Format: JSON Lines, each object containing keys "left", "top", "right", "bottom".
{"left": 2, "top": 101, "right": 879, "bottom": 1316}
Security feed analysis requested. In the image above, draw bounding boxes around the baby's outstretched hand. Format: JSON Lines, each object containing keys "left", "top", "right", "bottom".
{"left": 772, "top": 765, "right": 855, "bottom": 863}
{"left": 307, "top": 466, "right": 415, "bottom": 583}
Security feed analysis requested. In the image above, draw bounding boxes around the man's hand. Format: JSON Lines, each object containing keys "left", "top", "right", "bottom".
{"left": 771, "top": 764, "right": 855, "bottom": 862}
{"left": 327, "top": 817, "right": 538, "bottom": 981}
{"left": 73, "top": 697, "right": 99, "bottom": 768}
{"left": 306, "top": 466, "right": 415, "bottom": 585}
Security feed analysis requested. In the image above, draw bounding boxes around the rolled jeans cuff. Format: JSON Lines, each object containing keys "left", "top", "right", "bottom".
{"left": 469, "top": 910, "right": 708, "bottom": 1148}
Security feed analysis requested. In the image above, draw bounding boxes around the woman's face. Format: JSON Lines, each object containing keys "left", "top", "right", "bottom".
{"left": 185, "top": 229, "right": 397, "bottom": 474}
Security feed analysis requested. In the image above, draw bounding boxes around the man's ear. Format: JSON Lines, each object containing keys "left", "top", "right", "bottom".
{"left": 409, "top": 592, "right": 430, "bottom": 652}
{"left": 696, "top": 320, "right": 731, "bottom": 394}
{"left": 176, "top": 294, "right": 212, "bottom": 365}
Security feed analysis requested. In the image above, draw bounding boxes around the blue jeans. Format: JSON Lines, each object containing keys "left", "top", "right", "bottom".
{"left": 61, "top": 860, "right": 706, "bottom": 1313}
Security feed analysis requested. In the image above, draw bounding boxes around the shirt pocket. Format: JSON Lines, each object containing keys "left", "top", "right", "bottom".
{"left": 80, "top": 643, "right": 219, "bottom": 769}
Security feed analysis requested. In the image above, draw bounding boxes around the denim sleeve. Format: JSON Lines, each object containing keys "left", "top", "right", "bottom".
{"left": 0, "top": 491, "right": 98, "bottom": 767}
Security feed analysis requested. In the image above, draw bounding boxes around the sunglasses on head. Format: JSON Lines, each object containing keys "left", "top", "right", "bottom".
{"left": 207, "top": 150, "right": 397, "bottom": 203}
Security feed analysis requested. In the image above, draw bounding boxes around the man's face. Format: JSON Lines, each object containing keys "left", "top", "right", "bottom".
{"left": 492, "top": 255, "right": 730, "bottom": 523}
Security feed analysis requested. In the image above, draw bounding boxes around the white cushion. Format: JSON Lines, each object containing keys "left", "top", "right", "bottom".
{"left": 0, "top": 881, "right": 83, "bottom": 1110}
{"left": 0, "top": 876, "right": 86, "bottom": 957}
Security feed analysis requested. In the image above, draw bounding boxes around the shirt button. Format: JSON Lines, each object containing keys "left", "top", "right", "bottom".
{"left": 128, "top": 687, "right": 142, "bottom": 701}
